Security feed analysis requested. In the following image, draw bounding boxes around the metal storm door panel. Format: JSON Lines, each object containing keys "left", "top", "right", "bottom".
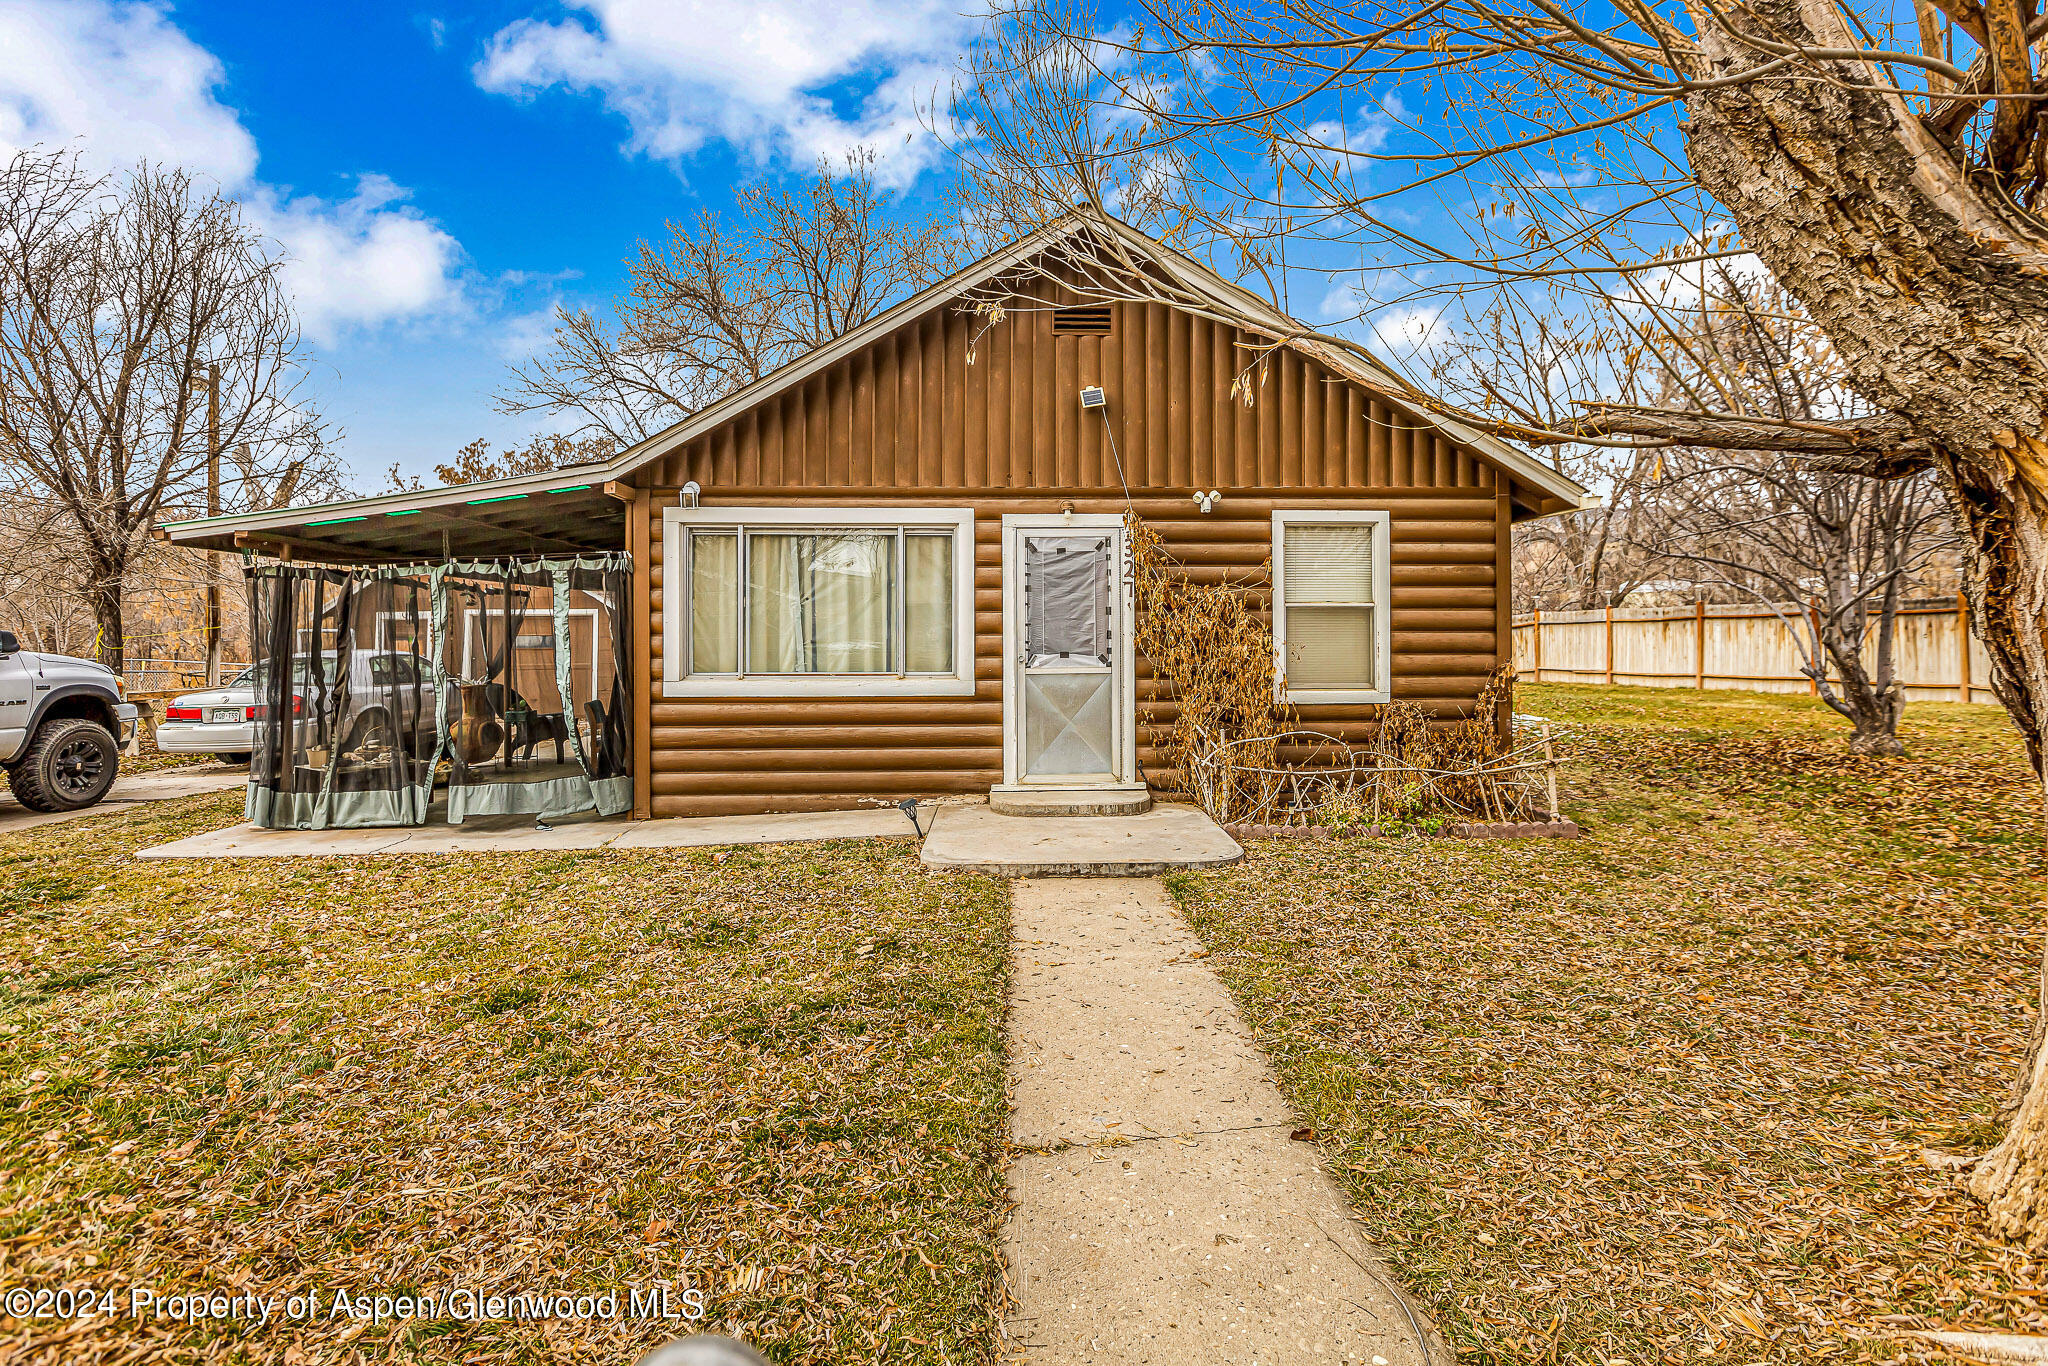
{"left": 1019, "top": 531, "right": 1122, "bottom": 782}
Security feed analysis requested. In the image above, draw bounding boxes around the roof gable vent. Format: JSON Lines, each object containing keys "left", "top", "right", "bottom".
{"left": 1052, "top": 305, "right": 1113, "bottom": 335}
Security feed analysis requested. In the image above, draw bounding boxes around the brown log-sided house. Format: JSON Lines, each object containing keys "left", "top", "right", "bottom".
{"left": 165, "top": 217, "right": 1589, "bottom": 825}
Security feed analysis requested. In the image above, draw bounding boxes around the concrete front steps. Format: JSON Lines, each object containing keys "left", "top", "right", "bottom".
{"left": 988, "top": 783, "right": 1154, "bottom": 817}
{"left": 918, "top": 800, "right": 1242, "bottom": 877}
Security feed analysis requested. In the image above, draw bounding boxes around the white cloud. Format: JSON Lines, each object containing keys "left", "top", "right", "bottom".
{"left": 245, "top": 177, "right": 464, "bottom": 345}
{"left": 1371, "top": 304, "right": 1450, "bottom": 355}
{"left": 493, "top": 302, "right": 564, "bottom": 363}
{"left": 474, "top": 0, "right": 977, "bottom": 185}
{"left": 0, "top": 0, "right": 464, "bottom": 340}
{"left": 0, "top": 0, "right": 255, "bottom": 185}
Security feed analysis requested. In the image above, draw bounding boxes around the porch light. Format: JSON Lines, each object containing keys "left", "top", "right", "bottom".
{"left": 466, "top": 493, "right": 529, "bottom": 505}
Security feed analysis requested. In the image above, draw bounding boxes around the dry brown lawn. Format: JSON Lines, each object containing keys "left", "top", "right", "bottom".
{"left": 0, "top": 795, "right": 1010, "bottom": 1364}
{"left": 1168, "top": 684, "right": 2046, "bottom": 1365}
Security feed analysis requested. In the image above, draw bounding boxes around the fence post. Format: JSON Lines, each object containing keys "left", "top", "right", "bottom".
{"left": 1604, "top": 603, "right": 1615, "bottom": 685}
{"left": 1958, "top": 591, "right": 1972, "bottom": 704}
{"left": 1533, "top": 608, "right": 1543, "bottom": 682}
{"left": 1807, "top": 599, "right": 1821, "bottom": 695}
{"left": 1694, "top": 598, "right": 1706, "bottom": 689}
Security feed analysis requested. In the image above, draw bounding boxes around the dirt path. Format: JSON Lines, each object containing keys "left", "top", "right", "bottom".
{"left": 1001, "top": 877, "right": 1443, "bottom": 1364}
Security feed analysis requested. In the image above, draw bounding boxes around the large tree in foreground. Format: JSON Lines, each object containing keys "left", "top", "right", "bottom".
{"left": 0, "top": 149, "right": 330, "bottom": 674}
{"left": 959, "top": 0, "right": 2048, "bottom": 1239}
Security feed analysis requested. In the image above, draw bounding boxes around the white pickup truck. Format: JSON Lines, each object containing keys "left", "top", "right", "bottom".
{"left": 0, "top": 631, "right": 141, "bottom": 811}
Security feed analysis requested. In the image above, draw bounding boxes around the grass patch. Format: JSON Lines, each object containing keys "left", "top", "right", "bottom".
{"left": 1167, "top": 684, "right": 2047, "bottom": 1365}
{"left": 0, "top": 793, "right": 1010, "bottom": 1364}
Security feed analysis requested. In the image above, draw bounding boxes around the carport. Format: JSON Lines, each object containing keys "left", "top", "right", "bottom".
{"left": 161, "top": 469, "right": 636, "bottom": 830}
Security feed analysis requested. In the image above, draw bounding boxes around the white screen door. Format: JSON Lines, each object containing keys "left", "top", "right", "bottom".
{"left": 1003, "top": 516, "right": 1131, "bottom": 786}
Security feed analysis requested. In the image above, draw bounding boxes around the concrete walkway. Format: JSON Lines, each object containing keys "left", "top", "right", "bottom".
{"left": 0, "top": 765, "right": 247, "bottom": 836}
{"left": 1004, "top": 878, "right": 1442, "bottom": 1365}
{"left": 138, "top": 804, "right": 931, "bottom": 859}
{"left": 922, "top": 803, "right": 1242, "bottom": 877}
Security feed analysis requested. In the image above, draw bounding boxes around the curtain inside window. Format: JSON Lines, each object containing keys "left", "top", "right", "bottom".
{"left": 1283, "top": 523, "right": 1375, "bottom": 690}
{"left": 747, "top": 532, "right": 893, "bottom": 674}
{"left": 904, "top": 533, "right": 953, "bottom": 673}
{"left": 690, "top": 533, "right": 739, "bottom": 673}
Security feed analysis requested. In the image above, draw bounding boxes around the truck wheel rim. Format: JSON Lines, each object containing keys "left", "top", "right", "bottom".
{"left": 54, "top": 737, "right": 106, "bottom": 797}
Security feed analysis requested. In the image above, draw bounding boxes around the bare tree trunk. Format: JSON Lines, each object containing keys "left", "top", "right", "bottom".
{"left": 1838, "top": 682, "right": 1907, "bottom": 755}
{"left": 86, "top": 576, "right": 123, "bottom": 677}
{"left": 1955, "top": 462, "right": 2048, "bottom": 1240}
{"left": 1677, "top": 0, "right": 2048, "bottom": 1238}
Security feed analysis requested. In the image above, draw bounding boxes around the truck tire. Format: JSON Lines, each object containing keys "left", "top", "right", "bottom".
{"left": 9, "top": 718, "right": 119, "bottom": 812}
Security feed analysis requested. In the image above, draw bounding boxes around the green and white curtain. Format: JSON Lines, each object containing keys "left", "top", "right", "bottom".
{"left": 244, "top": 554, "right": 633, "bottom": 829}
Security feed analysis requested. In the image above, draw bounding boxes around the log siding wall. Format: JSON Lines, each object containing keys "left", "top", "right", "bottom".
{"left": 629, "top": 296, "right": 1518, "bottom": 818}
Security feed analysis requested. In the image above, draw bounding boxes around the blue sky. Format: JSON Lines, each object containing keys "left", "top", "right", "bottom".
{"left": 0, "top": 0, "right": 977, "bottom": 488}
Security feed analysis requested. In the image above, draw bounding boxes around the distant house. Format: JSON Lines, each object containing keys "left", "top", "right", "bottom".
{"left": 166, "top": 216, "right": 1588, "bottom": 824}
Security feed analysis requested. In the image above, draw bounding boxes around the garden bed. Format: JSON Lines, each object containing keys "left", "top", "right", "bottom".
{"left": 1226, "top": 818, "right": 1582, "bottom": 840}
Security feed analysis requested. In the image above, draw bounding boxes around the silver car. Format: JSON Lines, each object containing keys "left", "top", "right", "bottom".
{"left": 155, "top": 666, "right": 261, "bottom": 761}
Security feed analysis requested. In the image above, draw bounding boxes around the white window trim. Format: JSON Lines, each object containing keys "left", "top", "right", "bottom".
{"left": 1271, "top": 509, "right": 1392, "bottom": 705}
{"left": 661, "top": 505, "right": 976, "bottom": 698}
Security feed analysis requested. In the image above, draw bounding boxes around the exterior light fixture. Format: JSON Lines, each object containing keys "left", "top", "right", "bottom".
{"left": 1192, "top": 490, "right": 1222, "bottom": 513}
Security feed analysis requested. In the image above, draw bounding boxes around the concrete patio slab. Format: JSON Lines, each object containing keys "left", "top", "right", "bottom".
{"left": 609, "top": 806, "right": 922, "bottom": 848}
{"left": 136, "top": 802, "right": 931, "bottom": 859}
{"left": 0, "top": 765, "right": 246, "bottom": 836}
{"left": 920, "top": 802, "right": 1241, "bottom": 877}
{"left": 1002, "top": 878, "right": 1444, "bottom": 1366}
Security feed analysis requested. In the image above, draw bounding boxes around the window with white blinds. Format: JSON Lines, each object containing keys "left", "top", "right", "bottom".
{"left": 1272, "top": 511, "right": 1391, "bottom": 703}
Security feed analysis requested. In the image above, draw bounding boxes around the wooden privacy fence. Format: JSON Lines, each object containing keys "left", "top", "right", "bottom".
{"left": 1511, "top": 597, "right": 1997, "bottom": 704}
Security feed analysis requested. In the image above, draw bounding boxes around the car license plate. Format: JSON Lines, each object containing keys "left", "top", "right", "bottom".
{"left": 207, "top": 708, "right": 242, "bottom": 724}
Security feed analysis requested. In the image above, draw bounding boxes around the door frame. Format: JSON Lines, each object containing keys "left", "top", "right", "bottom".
{"left": 998, "top": 513, "right": 1139, "bottom": 789}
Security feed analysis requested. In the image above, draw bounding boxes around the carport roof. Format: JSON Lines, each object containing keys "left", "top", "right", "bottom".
{"left": 160, "top": 466, "right": 625, "bottom": 561}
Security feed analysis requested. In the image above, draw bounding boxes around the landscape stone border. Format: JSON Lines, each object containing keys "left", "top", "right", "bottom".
{"left": 1226, "top": 819, "right": 1583, "bottom": 841}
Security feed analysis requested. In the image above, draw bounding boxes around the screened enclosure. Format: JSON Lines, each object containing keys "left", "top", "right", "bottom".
{"left": 244, "top": 554, "right": 632, "bottom": 829}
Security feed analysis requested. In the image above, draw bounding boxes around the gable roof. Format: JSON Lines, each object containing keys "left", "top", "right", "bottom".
{"left": 164, "top": 215, "right": 1588, "bottom": 557}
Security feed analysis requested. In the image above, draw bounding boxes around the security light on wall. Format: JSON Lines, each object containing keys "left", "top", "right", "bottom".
{"left": 1079, "top": 386, "right": 1107, "bottom": 409}
{"left": 1192, "top": 490, "right": 1222, "bottom": 513}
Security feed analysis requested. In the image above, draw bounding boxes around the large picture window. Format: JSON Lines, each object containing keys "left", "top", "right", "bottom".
{"left": 662, "top": 507, "right": 975, "bottom": 697}
{"left": 1271, "top": 510, "right": 1391, "bottom": 704}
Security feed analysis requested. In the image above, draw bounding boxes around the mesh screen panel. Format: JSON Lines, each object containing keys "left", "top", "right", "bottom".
{"left": 244, "top": 553, "right": 632, "bottom": 829}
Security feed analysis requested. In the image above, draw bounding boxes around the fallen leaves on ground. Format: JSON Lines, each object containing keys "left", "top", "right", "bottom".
{"left": 1170, "top": 685, "right": 2047, "bottom": 1365}
{"left": 0, "top": 797, "right": 1010, "bottom": 1364}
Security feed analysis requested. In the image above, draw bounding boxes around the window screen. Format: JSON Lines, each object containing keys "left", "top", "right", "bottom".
{"left": 1024, "top": 534, "right": 1113, "bottom": 668}
{"left": 1282, "top": 521, "right": 1377, "bottom": 692}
